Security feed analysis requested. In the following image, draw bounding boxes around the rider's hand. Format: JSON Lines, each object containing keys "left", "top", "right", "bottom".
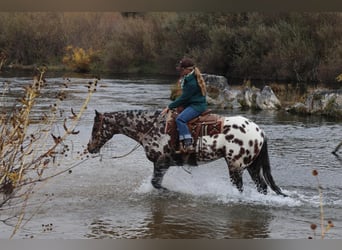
{"left": 161, "top": 107, "right": 169, "bottom": 116}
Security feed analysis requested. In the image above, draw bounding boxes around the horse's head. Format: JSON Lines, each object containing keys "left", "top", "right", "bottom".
{"left": 87, "top": 110, "right": 115, "bottom": 154}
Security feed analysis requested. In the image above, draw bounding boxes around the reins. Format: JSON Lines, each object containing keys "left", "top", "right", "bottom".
{"left": 94, "top": 110, "right": 194, "bottom": 175}
{"left": 109, "top": 112, "right": 164, "bottom": 159}
{"left": 91, "top": 111, "right": 160, "bottom": 160}
{"left": 111, "top": 143, "right": 141, "bottom": 159}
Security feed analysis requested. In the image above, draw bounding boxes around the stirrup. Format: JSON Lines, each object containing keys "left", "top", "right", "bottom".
{"left": 175, "top": 145, "right": 195, "bottom": 154}
{"left": 183, "top": 145, "right": 195, "bottom": 153}
{"left": 176, "top": 145, "right": 195, "bottom": 154}
{"left": 175, "top": 139, "right": 194, "bottom": 154}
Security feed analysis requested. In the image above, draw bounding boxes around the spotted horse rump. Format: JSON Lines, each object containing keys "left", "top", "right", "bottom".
{"left": 87, "top": 109, "right": 287, "bottom": 196}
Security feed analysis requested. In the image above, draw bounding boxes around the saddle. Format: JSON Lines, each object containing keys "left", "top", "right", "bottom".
{"left": 165, "top": 109, "right": 223, "bottom": 152}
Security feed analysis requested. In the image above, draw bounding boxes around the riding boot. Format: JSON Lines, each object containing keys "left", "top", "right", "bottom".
{"left": 175, "top": 140, "right": 184, "bottom": 154}
{"left": 183, "top": 138, "right": 194, "bottom": 153}
{"left": 183, "top": 138, "right": 197, "bottom": 165}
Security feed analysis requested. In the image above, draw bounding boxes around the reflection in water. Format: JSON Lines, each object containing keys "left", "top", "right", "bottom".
{"left": 223, "top": 205, "right": 271, "bottom": 238}
{"left": 85, "top": 193, "right": 271, "bottom": 239}
{"left": 145, "top": 195, "right": 271, "bottom": 239}
{"left": 86, "top": 219, "right": 121, "bottom": 239}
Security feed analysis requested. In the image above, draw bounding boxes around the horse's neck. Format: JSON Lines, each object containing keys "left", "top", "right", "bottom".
{"left": 107, "top": 110, "right": 158, "bottom": 143}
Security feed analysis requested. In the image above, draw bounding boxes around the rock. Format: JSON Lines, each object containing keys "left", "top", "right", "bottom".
{"left": 286, "top": 102, "right": 308, "bottom": 114}
{"left": 237, "top": 87, "right": 259, "bottom": 109}
{"left": 287, "top": 89, "right": 342, "bottom": 118}
{"left": 257, "top": 86, "right": 282, "bottom": 110}
{"left": 202, "top": 74, "right": 234, "bottom": 109}
{"left": 202, "top": 74, "right": 228, "bottom": 90}
{"left": 237, "top": 85, "right": 281, "bottom": 110}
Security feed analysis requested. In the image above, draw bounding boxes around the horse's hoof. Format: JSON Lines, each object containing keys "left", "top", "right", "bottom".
{"left": 275, "top": 191, "right": 288, "bottom": 197}
{"left": 152, "top": 182, "right": 169, "bottom": 192}
{"left": 153, "top": 186, "right": 169, "bottom": 194}
{"left": 158, "top": 186, "right": 169, "bottom": 193}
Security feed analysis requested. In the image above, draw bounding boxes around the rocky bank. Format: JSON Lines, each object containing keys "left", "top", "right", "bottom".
{"left": 202, "top": 74, "right": 342, "bottom": 119}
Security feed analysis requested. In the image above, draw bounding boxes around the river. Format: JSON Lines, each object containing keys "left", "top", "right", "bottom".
{"left": 0, "top": 74, "right": 341, "bottom": 239}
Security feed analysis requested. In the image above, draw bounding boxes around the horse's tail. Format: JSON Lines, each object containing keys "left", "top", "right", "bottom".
{"left": 260, "top": 139, "right": 287, "bottom": 197}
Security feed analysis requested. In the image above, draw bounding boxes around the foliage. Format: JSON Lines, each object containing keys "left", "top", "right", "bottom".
{"left": 0, "top": 51, "right": 6, "bottom": 71}
{"left": 0, "top": 12, "right": 341, "bottom": 84}
{"left": 337, "top": 74, "right": 342, "bottom": 82}
{"left": 0, "top": 67, "right": 96, "bottom": 237}
{"left": 62, "top": 45, "right": 99, "bottom": 73}
{"left": 0, "top": 12, "right": 66, "bottom": 65}
{"left": 104, "top": 14, "right": 159, "bottom": 73}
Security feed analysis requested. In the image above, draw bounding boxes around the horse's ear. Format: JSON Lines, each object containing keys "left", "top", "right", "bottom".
{"left": 95, "top": 110, "right": 100, "bottom": 116}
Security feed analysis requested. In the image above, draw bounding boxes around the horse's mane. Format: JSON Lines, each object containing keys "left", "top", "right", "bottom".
{"left": 125, "top": 109, "right": 161, "bottom": 116}
{"left": 104, "top": 109, "right": 162, "bottom": 117}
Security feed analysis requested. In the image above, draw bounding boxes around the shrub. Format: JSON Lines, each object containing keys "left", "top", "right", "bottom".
{"left": 0, "top": 67, "right": 96, "bottom": 237}
{"left": 62, "top": 45, "right": 99, "bottom": 73}
{"left": 336, "top": 74, "right": 342, "bottom": 82}
{"left": 104, "top": 15, "right": 158, "bottom": 73}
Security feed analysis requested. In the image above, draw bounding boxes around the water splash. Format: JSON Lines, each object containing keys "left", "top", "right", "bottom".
{"left": 134, "top": 164, "right": 330, "bottom": 208}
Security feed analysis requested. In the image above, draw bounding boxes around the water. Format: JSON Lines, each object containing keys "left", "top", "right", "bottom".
{"left": 0, "top": 75, "right": 341, "bottom": 239}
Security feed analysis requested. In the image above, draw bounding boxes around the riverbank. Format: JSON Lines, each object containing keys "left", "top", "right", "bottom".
{"left": 1, "top": 67, "right": 341, "bottom": 120}
{"left": 191, "top": 74, "right": 342, "bottom": 120}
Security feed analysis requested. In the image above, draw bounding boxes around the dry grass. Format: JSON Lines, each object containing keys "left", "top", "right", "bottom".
{"left": 0, "top": 67, "right": 97, "bottom": 237}
{"left": 308, "top": 170, "right": 334, "bottom": 239}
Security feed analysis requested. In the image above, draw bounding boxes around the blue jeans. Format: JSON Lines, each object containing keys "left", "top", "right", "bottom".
{"left": 176, "top": 106, "right": 201, "bottom": 140}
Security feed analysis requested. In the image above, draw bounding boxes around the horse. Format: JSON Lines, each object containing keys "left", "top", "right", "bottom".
{"left": 87, "top": 109, "right": 287, "bottom": 197}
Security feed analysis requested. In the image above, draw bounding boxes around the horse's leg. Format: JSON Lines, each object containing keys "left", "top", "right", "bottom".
{"left": 151, "top": 162, "right": 169, "bottom": 191}
{"left": 247, "top": 160, "right": 268, "bottom": 195}
{"left": 253, "top": 139, "right": 287, "bottom": 197}
{"left": 225, "top": 158, "right": 243, "bottom": 193}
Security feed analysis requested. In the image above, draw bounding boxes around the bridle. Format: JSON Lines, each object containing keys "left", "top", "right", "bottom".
{"left": 94, "top": 111, "right": 164, "bottom": 159}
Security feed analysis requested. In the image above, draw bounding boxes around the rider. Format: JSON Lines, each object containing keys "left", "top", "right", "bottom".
{"left": 162, "top": 57, "right": 207, "bottom": 152}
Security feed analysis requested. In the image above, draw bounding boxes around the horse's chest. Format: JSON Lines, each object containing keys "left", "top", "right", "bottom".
{"left": 142, "top": 135, "right": 169, "bottom": 161}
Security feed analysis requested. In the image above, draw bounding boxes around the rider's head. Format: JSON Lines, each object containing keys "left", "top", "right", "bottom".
{"left": 177, "top": 57, "right": 195, "bottom": 76}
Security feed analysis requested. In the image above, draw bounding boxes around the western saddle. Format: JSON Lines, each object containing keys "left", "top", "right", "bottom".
{"left": 165, "top": 109, "right": 223, "bottom": 153}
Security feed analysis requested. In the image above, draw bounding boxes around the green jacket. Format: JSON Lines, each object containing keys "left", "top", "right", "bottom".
{"left": 168, "top": 72, "right": 207, "bottom": 112}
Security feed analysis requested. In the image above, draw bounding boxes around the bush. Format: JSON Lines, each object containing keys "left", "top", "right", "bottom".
{"left": 0, "top": 12, "right": 342, "bottom": 84}
{"left": 0, "top": 12, "right": 66, "bottom": 65}
{"left": 104, "top": 15, "right": 158, "bottom": 73}
{"left": 62, "top": 45, "right": 99, "bottom": 73}
{"left": 0, "top": 67, "right": 96, "bottom": 237}
{"left": 337, "top": 74, "right": 342, "bottom": 82}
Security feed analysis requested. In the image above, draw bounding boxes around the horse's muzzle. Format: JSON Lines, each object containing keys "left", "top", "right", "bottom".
{"left": 87, "top": 142, "right": 100, "bottom": 154}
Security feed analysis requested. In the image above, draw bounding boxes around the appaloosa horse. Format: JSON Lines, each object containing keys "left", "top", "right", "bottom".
{"left": 87, "top": 109, "right": 287, "bottom": 196}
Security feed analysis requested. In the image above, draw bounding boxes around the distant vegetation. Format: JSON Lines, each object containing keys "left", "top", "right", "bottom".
{"left": 0, "top": 12, "right": 341, "bottom": 85}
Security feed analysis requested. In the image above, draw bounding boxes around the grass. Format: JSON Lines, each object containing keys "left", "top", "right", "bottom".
{"left": 0, "top": 66, "right": 97, "bottom": 238}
